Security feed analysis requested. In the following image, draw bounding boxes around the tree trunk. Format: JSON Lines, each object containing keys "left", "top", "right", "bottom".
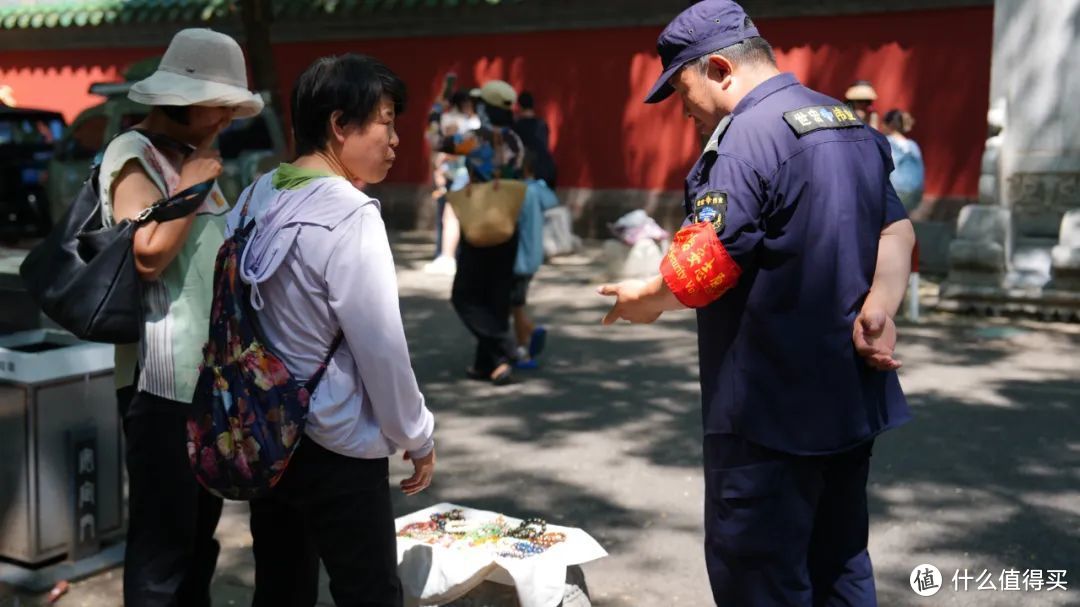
{"left": 238, "top": 0, "right": 283, "bottom": 128}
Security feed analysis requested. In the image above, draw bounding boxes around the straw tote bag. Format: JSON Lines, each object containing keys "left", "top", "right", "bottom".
{"left": 448, "top": 179, "right": 527, "bottom": 247}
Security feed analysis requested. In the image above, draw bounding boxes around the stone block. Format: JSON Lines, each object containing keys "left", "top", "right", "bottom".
{"left": 978, "top": 174, "right": 999, "bottom": 206}
{"left": 1050, "top": 209, "right": 1080, "bottom": 290}
{"left": 955, "top": 204, "right": 1010, "bottom": 245}
{"left": 1055, "top": 208, "right": 1080, "bottom": 248}
{"left": 1006, "top": 172, "right": 1080, "bottom": 238}
{"left": 911, "top": 220, "right": 955, "bottom": 276}
{"left": 949, "top": 239, "right": 1007, "bottom": 272}
{"left": 945, "top": 205, "right": 1011, "bottom": 288}
{"left": 980, "top": 139, "right": 1001, "bottom": 175}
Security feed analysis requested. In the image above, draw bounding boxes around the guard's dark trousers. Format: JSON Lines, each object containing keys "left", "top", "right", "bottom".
{"left": 118, "top": 386, "right": 223, "bottom": 607}
{"left": 704, "top": 434, "right": 877, "bottom": 606}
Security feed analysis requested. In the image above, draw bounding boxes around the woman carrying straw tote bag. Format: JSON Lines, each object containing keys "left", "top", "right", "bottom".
{"left": 435, "top": 79, "right": 527, "bottom": 385}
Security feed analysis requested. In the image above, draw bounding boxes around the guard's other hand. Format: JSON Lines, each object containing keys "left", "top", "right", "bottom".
{"left": 598, "top": 279, "right": 663, "bottom": 325}
{"left": 853, "top": 308, "right": 901, "bottom": 370}
{"left": 401, "top": 449, "right": 435, "bottom": 496}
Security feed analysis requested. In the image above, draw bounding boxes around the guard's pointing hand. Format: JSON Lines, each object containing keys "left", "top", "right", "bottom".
{"left": 598, "top": 279, "right": 663, "bottom": 325}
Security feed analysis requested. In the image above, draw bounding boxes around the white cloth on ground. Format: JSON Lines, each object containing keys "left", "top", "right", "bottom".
{"left": 396, "top": 503, "right": 607, "bottom": 607}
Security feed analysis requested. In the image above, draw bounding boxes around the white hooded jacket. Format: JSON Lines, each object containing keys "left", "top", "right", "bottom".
{"left": 226, "top": 169, "right": 434, "bottom": 459}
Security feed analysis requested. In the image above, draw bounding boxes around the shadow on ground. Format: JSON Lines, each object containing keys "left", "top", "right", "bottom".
{"left": 17, "top": 236, "right": 1078, "bottom": 607}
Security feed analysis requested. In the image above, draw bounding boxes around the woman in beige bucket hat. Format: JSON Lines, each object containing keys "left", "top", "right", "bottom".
{"left": 844, "top": 79, "right": 880, "bottom": 130}
{"left": 101, "top": 28, "right": 262, "bottom": 606}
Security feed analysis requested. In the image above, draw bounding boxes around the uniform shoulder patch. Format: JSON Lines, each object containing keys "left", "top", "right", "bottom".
{"left": 693, "top": 190, "right": 728, "bottom": 233}
{"left": 783, "top": 104, "right": 862, "bottom": 137}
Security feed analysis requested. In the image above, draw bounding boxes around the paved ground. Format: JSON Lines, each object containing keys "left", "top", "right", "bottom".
{"left": 5, "top": 235, "right": 1079, "bottom": 606}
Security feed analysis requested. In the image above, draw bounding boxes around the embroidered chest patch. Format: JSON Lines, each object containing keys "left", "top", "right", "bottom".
{"left": 693, "top": 190, "right": 728, "bottom": 232}
{"left": 783, "top": 104, "right": 862, "bottom": 137}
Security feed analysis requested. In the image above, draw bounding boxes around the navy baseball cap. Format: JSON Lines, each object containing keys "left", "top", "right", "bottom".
{"left": 645, "top": 0, "right": 759, "bottom": 104}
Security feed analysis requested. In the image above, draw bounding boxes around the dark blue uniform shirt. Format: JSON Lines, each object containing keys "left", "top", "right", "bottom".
{"left": 688, "top": 73, "right": 911, "bottom": 455}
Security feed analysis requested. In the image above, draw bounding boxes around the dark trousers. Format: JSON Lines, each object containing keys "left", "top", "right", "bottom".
{"left": 249, "top": 438, "right": 402, "bottom": 607}
{"left": 451, "top": 233, "right": 519, "bottom": 374}
{"left": 704, "top": 434, "right": 877, "bottom": 607}
{"left": 117, "top": 386, "right": 224, "bottom": 607}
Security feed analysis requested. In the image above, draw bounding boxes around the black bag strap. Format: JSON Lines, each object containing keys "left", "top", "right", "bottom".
{"left": 117, "top": 129, "right": 213, "bottom": 225}
{"left": 303, "top": 332, "right": 344, "bottom": 393}
{"left": 131, "top": 128, "right": 195, "bottom": 158}
{"left": 135, "top": 179, "right": 215, "bottom": 225}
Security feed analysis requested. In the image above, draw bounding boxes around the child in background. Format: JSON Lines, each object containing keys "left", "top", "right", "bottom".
{"left": 512, "top": 152, "right": 559, "bottom": 369}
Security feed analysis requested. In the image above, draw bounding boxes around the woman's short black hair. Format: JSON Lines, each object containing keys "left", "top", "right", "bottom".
{"left": 158, "top": 105, "right": 191, "bottom": 126}
{"left": 884, "top": 109, "right": 904, "bottom": 129}
{"left": 291, "top": 53, "right": 406, "bottom": 156}
{"left": 486, "top": 106, "right": 514, "bottom": 128}
{"left": 449, "top": 90, "right": 471, "bottom": 111}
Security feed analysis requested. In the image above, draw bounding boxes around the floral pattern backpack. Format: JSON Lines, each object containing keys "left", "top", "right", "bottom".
{"left": 187, "top": 185, "right": 342, "bottom": 500}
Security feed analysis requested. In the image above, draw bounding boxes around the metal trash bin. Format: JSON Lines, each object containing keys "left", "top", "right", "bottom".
{"left": 0, "top": 247, "right": 41, "bottom": 335}
{"left": 0, "top": 330, "right": 122, "bottom": 565}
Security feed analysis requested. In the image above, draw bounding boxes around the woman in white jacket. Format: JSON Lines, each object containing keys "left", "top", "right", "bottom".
{"left": 228, "top": 54, "right": 435, "bottom": 607}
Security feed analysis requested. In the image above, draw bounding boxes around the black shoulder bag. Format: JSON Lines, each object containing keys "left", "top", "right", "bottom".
{"left": 19, "top": 131, "right": 214, "bottom": 344}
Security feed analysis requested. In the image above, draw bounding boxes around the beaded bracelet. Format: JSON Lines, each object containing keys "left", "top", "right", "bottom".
{"left": 444, "top": 520, "right": 481, "bottom": 535}
{"left": 398, "top": 521, "right": 438, "bottom": 537}
{"left": 398, "top": 521, "right": 442, "bottom": 543}
{"left": 467, "top": 522, "right": 508, "bottom": 545}
{"left": 430, "top": 509, "right": 466, "bottom": 531}
{"left": 507, "top": 517, "right": 547, "bottom": 540}
{"left": 534, "top": 531, "right": 567, "bottom": 548}
{"left": 515, "top": 541, "right": 545, "bottom": 556}
{"left": 496, "top": 540, "right": 547, "bottom": 559}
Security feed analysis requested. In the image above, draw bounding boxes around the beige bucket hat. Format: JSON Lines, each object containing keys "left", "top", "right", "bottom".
{"left": 129, "top": 28, "right": 264, "bottom": 119}
{"left": 844, "top": 81, "right": 878, "bottom": 102}
{"left": 479, "top": 80, "right": 517, "bottom": 110}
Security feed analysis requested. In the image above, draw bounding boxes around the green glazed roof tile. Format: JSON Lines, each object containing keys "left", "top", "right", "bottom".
{"left": 0, "top": 0, "right": 512, "bottom": 29}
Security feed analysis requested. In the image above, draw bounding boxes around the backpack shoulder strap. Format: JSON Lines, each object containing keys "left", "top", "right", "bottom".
{"left": 304, "top": 331, "right": 344, "bottom": 393}
{"left": 235, "top": 179, "right": 260, "bottom": 236}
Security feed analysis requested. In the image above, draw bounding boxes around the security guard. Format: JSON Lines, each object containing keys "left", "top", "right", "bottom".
{"left": 599, "top": 1, "right": 916, "bottom": 605}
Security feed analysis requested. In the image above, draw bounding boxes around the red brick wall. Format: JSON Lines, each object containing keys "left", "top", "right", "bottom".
{"left": 765, "top": 7, "right": 994, "bottom": 199}
{"left": 0, "top": 47, "right": 156, "bottom": 121}
{"left": 0, "top": 6, "right": 991, "bottom": 198}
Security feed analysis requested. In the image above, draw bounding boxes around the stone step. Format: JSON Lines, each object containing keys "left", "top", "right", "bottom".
{"left": 1008, "top": 237, "right": 1058, "bottom": 289}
